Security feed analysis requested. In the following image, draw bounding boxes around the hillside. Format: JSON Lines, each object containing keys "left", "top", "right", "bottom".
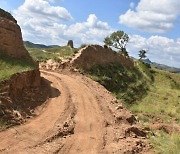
{"left": 83, "top": 60, "right": 180, "bottom": 154}
{"left": 142, "top": 58, "right": 180, "bottom": 73}
{"left": 24, "top": 41, "right": 60, "bottom": 49}
{"left": 152, "top": 62, "right": 180, "bottom": 73}
{"left": 26, "top": 45, "right": 76, "bottom": 62}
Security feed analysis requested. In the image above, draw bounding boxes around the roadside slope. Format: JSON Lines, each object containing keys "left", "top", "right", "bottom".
{"left": 0, "top": 70, "right": 151, "bottom": 153}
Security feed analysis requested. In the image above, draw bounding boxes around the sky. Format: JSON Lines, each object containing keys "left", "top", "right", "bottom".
{"left": 0, "top": 0, "right": 180, "bottom": 67}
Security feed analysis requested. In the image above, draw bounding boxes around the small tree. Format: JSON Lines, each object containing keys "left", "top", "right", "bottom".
{"left": 104, "top": 30, "right": 129, "bottom": 54}
{"left": 139, "top": 49, "right": 147, "bottom": 60}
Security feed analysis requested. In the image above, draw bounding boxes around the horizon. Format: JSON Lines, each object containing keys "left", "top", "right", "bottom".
{"left": 0, "top": 0, "right": 180, "bottom": 67}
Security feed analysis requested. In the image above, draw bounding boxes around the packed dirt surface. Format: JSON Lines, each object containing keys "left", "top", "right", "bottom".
{"left": 0, "top": 70, "right": 152, "bottom": 153}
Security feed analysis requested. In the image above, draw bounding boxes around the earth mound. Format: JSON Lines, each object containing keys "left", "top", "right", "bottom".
{"left": 70, "top": 45, "right": 134, "bottom": 70}
{"left": 0, "top": 9, "right": 45, "bottom": 128}
{"left": 0, "top": 8, "right": 29, "bottom": 58}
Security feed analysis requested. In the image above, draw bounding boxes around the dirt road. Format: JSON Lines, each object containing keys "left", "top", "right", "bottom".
{"left": 0, "top": 70, "right": 151, "bottom": 153}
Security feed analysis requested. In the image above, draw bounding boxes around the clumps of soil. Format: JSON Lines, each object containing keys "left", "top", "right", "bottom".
{"left": 43, "top": 119, "right": 75, "bottom": 144}
{"left": 149, "top": 123, "right": 180, "bottom": 134}
{"left": 125, "top": 126, "right": 147, "bottom": 137}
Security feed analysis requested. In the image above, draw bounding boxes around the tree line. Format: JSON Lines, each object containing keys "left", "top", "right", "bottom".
{"left": 104, "top": 30, "right": 147, "bottom": 60}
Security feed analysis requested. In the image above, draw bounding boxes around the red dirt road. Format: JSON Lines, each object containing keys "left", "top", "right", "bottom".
{"left": 0, "top": 70, "right": 151, "bottom": 153}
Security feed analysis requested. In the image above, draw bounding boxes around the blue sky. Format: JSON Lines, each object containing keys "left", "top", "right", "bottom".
{"left": 0, "top": 0, "right": 180, "bottom": 67}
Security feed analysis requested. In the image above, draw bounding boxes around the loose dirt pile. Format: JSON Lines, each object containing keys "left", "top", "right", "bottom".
{"left": 0, "top": 69, "right": 152, "bottom": 153}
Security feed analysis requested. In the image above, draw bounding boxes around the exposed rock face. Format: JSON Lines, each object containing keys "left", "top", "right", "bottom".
{"left": 0, "top": 69, "right": 49, "bottom": 125}
{"left": 9, "top": 69, "right": 40, "bottom": 99}
{"left": 70, "top": 45, "right": 134, "bottom": 70}
{"left": 0, "top": 9, "right": 29, "bottom": 58}
{"left": 67, "top": 40, "right": 74, "bottom": 48}
{"left": 0, "top": 69, "right": 40, "bottom": 101}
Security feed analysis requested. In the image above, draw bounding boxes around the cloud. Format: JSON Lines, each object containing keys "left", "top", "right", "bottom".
{"left": 119, "top": 0, "right": 180, "bottom": 33}
{"left": 129, "top": 2, "right": 135, "bottom": 9}
{"left": 13, "top": 0, "right": 73, "bottom": 22}
{"left": 127, "top": 35, "right": 180, "bottom": 67}
{"left": 65, "top": 14, "right": 113, "bottom": 45}
{"left": 13, "top": 0, "right": 113, "bottom": 46}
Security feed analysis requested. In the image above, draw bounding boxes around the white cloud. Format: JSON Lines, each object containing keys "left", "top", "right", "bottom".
{"left": 65, "top": 14, "right": 113, "bottom": 45}
{"left": 127, "top": 35, "right": 180, "bottom": 67}
{"left": 14, "top": 0, "right": 73, "bottom": 21}
{"left": 13, "top": 0, "right": 113, "bottom": 46}
{"left": 119, "top": 0, "right": 180, "bottom": 33}
{"left": 13, "top": 0, "right": 71, "bottom": 45}
{"left": 130, "top": 2, "right": 135, "bottom": 9}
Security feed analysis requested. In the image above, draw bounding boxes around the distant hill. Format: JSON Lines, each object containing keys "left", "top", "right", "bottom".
{"left": 142, "top": 58, "right": 152, "bottom": 64}
{"left": 142, "top": 58, "right": 180, "bottom": 73}
{"left": 24, "top": 41, "right": 60, "bottom": 49}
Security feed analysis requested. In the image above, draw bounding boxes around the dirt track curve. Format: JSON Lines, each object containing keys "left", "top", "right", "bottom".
{"left": 0, "top": 70, "right": 151, "bottom": 154}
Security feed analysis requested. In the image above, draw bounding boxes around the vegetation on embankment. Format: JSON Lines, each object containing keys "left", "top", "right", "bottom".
{"left": 27, "top": 46, "right": 76, "bottom": 62}
{"left": 0, "top": 53, "right": 36, "bottom": 81}
{"left": 129, "top": 69, "right": 180, "bottom": 154}
{"left": 129, "top": 69, "right": 180, "bottom": 124}
{"left": 85, "top": 60, "right": 180, "bottom": 154}
{"left": 87, "top": 61, "right": 154, "bottom": 103}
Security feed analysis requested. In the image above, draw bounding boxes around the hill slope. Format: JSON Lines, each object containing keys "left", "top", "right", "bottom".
{"left": 24, "top": 41, "right": 60, "bottom": 49}
{"left": 26, "top": 46, "right": 76, "bottom": 62}
{"left": 142, "top": 58, "right": 180, "bottom": 73}
{"left": 84, "top": 60, "right": 180, "bottom": 154}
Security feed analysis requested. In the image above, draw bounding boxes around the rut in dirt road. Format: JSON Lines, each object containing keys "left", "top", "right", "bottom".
{"left": 0, "top": 70, "right": 151, "bottom": 153}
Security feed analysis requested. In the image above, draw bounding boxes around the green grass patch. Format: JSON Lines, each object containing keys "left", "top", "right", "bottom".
{"left": 86, "top": 61, "right": 154, "bottom": 104}
{"left": 124, "top": 69, "right": 180, "bottom": 153}
{"left": 27, "top": 46, "right": 76, "bottom": 62}
{"left": 129, "top": 70, "right": 180, "bottom": 124}
{"left": 150, "top": 131, "right": 180, "bottom": 154}
{"left": 0, "top": 53, "right": 36, "bottom": 81}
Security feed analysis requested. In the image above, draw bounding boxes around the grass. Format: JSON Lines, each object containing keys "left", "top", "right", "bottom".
{"left": 129, "top": 68, "right": 180, "bottom": 153}
{"left": 129, "top": 70, "right": 180, "bottom": 124}
{"left": 87, "top": 61, "right": 154, "bottom": 104}
{"left": 150, "top": 131, "right": 180, "bottom": 154}
{"left": 85, "top": 60, "right": 180, "bottom": 153}
{"left": 0, "top": 53, "right": 36, "bottom": 81}
{"left": 27, "top": 46, "right": 76, "bottom": 62}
